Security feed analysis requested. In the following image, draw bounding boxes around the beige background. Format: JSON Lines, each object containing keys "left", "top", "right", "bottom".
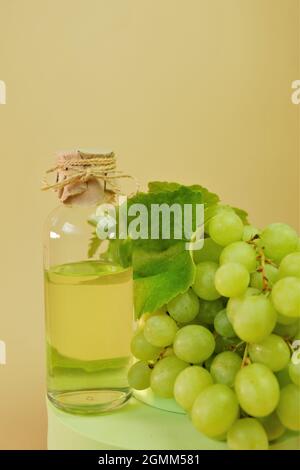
{"left": 0, "top": 0, "right": 299, "bottom": 449}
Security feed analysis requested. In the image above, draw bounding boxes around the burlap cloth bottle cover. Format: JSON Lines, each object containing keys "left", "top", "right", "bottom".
{"left": 42, "top": 149, "right": 138, "bottom": 205}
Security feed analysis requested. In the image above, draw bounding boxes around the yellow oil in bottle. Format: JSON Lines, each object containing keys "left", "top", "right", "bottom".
{"left": 45, "top": 260, "right": 133, "bottom": 414}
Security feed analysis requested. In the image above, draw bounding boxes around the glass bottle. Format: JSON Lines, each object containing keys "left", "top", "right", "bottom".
{"left": 43, "top": 150, "right": 134, "bottom": 414}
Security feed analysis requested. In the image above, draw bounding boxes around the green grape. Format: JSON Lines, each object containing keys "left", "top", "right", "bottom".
{"left": 278, "top": 252, "right": 300, "bottom": 279}
{"left": 191, "top": 384, "right": 239, "bottom": 437}
{"left": 276, "top": 367, "right": 291, "bottom": 387}
{"left": 130, "top": 330, "right": 161, "bottom": 361}
{"left": 208, "top": 211, "right": 244, "bottom": 247}
{"left": 243, "top": 225, "right": 260, "bottom": 242}
{"left": 192, "top": 262, "right": 221, "bottom": 300}
{"left": 196, "top": 298, "right": 224, "bottom": 325}
{"left": 204, "top": 355, "right": 215, "bottom": 371}
{"left": 214, "top": 336, "right": 244, "bottom": 356}
{"left": 144, "top": 314, "right": 178, "bottom": 347}
{"left": 139, "top": 308, "right": 166, "bottom": 327}
{"left": 173, "top": 325, "right": 215, "bottom": 364}
{"left": 214, "top": 309, "right": 236, "bottom": 338}
{"left": 248, "top": 334, "right": 290, "bottom": 372}
{"left": 193, "top": 237, "right": 223, "bottom": 264}
{"left": 128, "top": 361, "right": 151, "bottom": 390}
{"left": 233, "top": 295, "right": 277, "bottom": 343}
{"left": 214, "top": 433, "right": 227, "bottom": 442}
{"left": 276, "top": 384, "right": 300, "bottom": 431}
{"left": 210, "top": 351, "right": 242, "bottom": 387}
{"left": 259, "top": 412, "right": 285, "bottom": 441}
{"left": 174, "top": 366, "right": 213, "bottom": 411}
{"left": 227, "top": 418, "right": 269, "bottom": 450}
{"left": 226, "top": 287, "right": 260, "bottom": 324}
{"left": 235, "top": 363, "right": 280, "bottom": 417}
{"left": 204, "top": 204, "right": 222, "bottom": 234}
{"left": 150, "top": 356, "right": 188, "bottom": 398}
{"left": 214, "top": 335, "right": 226, "bottom": 354}
{"left": 288, "top": 361, "right": 300, "bottom": 387}
{"left": 271, "top": 277, "right": 300, "bottom": 318}
{"left": 163, "top": 346, "right": 175, "bottom": 358}
{"left": 215, "top": 263, "right": 250, "bottom": 298}
{"left": 183, "top": 317, "right": 207, "bottom": 328}
{"left": 273, "top": 320, "right": 300, "bottom": 338}
{"left": 294, "top": 329, "right": 300, "bottom": 341}
{"left": 230, "top": 418, "right": 270, "bottom": 450}
{"left": 167, "top": 289, "right": 199, "bottom": 323}
{"left": 220, "top": 242, "right": 257, "bottom": 273}
{"left": 276, "top": 313, "right": 298, "bottom": 326}
{"left": 242, "top": 287, "right": 261, "bottom": 296}
{"left": 260, "top": 223, "right": 298, "bottom": 263}
{"left": 250, "top": 264, "right": 279, "bottom": 290}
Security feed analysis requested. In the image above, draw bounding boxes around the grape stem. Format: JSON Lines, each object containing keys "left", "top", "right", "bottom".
{"left": 247, "top": 236, "right": 274, "bottom": 292}
{"left": 241, "top": 343, "right": 250, "bottom": 368}
{"left": 286, "top": 340, "right": 297, "bottom": 355}
{"left": 233, "top": 340, "right": 245, "bottom": 351}
{"left": 256, "top": 247, "right": 271, "bottom": 292}
{"left": 158, "top": 347, "right": 171, "bottom": 361}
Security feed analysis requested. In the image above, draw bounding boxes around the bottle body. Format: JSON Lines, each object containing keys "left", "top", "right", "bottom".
{"left": 44, "top": 204, "right": 133, "bottom": 414}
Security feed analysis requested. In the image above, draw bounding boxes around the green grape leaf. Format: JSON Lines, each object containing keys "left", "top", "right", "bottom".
{"left": 127, "top": 185, "right": 203, "bottom": 250}
{"left": 148, "top": 181, "right": 183, "bottom": 193}
{"left": 133, "top": 242, "right": 195, "bottom": 317}
{"left": 86, "top": 181, "right": 249, "bottom": 319}
{"left": 102, "top": 238, "right": 132, "bottom": 268}
{"left": 232, "top": 206, "right": 249, "bottom": 224}
{"left": 126, "top": 182, "right": 214, "bottom": 316}
{"left": 88, "top": 232, "right": 102, "bottom": 258}
{"left": 133, "top": 241, "right": 185, "bottom": 276}
{"left": 148, "top": 181, "right": 219, "bottom": 206}
{"left": 187, "top": 184, "right": 220, "bottom": 206}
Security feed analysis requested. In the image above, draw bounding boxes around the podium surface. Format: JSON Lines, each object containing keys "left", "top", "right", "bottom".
{"left": 47, "top": 398, "right": 300, "bottom": 450}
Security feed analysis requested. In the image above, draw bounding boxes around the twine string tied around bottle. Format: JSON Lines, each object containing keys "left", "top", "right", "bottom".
{"left": 41, "top": 151, "right": 139, "bottom": 196}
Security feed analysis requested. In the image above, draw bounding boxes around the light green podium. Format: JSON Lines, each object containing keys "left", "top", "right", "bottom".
{"left": 47, "top": 396, "right": 300, "bottom": 450}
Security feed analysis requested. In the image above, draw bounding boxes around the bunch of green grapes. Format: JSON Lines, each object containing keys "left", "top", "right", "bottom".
{"left": 128, "top": 209, "right": 300, "bottom": 450}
